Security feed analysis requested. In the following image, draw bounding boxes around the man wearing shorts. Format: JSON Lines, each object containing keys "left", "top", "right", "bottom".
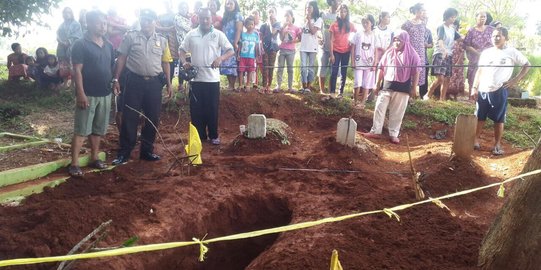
{"left": 69, "top": 10, "right": 115, "bottom": 177}
{"left": 472, "top": 27, "right": 530, "bottom": 155}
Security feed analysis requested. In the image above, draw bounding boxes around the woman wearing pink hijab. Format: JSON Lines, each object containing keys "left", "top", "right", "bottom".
{"left": 363, "top": 30, "right": 421, "bottom": 144}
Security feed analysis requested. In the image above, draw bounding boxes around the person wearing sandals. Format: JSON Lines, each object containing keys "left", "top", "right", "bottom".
{"left": 180, "top": 8, "right": 235, "bottom": 145}
{"left": 238, "top": 16, "right": 260, "bottom": 92}
{"left": 220, "top": 0, "right": 243, "bottom": 92}
{"left": 299, "top": 1, "right": 323, "bottom": 93}
{"left": 362, "top": 30, "right": 421, "bottom": 144}
{"left": 472, "top": 27, "right": 530, "bottom": 156}
{"left": 350, "top": 14, "right": 377, "bottom": 107}
{"left": 69, "top": 10, "right": 115, "bottom": 177}
{"left": 260, "top": 6, "right": 281, "bottom": 94}
{"left": 275, "top": 10, "right": 301, "bottom": 93}
{"left": 328, "top": 4, "right": 355, "bottom": 99}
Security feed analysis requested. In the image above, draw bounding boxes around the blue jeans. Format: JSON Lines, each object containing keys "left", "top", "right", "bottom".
{"left": 330, "top": 51, "right": 350, "bottom": 94}
{"left": 300, "top": 51, "right": 317, "bottom": 84}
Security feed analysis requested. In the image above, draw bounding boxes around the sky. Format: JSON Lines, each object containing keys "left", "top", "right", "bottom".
{"left": 2, "top": 0, "right": 540, "bottom": 60}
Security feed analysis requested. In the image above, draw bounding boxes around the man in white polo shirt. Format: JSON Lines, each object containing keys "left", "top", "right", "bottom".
{"left": 179, "top": 8, "right": 234, "bottom": 145}
{"left": 472, "top": 27, "right": 530, "bottom": 155}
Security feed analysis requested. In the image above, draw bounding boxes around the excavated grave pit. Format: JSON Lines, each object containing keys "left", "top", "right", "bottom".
{"left": 148, "top": 194, "right": 292, "bottom": 270}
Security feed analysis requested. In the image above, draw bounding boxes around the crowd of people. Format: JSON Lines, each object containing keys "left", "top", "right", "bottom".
{"left": 4, "top": 1, "right": 531, "bottom": 176}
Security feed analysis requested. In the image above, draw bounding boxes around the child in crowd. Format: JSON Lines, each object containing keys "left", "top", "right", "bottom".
{"left": 427, "top": 8, "right": 459, "bottom": 101}
{"left": 275, "top": 9, "right": 301, "bottom": 93}
{"left": 299, "top": 0, "right": 323, "bottom": 93}
{"left": 350, "top": 14, "right": 379, "bottom": 108}
{"left": 43, "top": 54, "right": 63, "bottom": 90}
{"left": 250, "top": 9, "right": 263, "bottom": 88}
{"left": 25, "top": 57, "right": 38, "bottom": 81}
{"left": 260, "top": 6, "right": 281, "bottom": 93}
{"left": 238, "top": 16, "right": 260, "bottom": 92}
{"left": 329, "top": 4, "right": 355, "bottom": 98}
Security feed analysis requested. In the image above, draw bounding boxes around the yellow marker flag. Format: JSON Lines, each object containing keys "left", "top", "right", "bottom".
{"left": 330, "top": 250, "right": 343, "bottom": 270}
{"left": 185, "top": 122, "right": 202, "bottom": 165}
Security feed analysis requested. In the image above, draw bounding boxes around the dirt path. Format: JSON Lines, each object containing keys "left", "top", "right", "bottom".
{"left": 0, "top": 92, "right": 531, "bottom": 270}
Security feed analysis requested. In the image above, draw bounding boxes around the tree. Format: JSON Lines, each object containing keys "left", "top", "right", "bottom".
{"left": 238, "top": 0, "right": 298, "bottom": 21}
{"left": 0, "top": 0, "right": 60, "bottom": 36}
{"left": 451, "top": 0, "right": 525, "bottom": 30}
{"left": 536, "top": 20, "right": 541, "bottom": 36}
{"left": 478, "top": 138, "right": 541, "bottom": 269}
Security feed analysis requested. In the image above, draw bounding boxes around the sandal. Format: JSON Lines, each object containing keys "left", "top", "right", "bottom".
{"left": 89, "top": 160, "right": 108, "bottom": 170}
{"left": 390, "top": 137, "right": 400, "bottom": 144}
{"left": 68, "top": 165, "right": 84, "bottom": 177}
{"left": 492, "top": 146, "right": 504, "bottom": 156}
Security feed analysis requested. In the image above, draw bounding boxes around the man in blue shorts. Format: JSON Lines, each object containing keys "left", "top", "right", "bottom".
{"left": 69, "top": 10, "right": 115, "bottom": 177}
{"left": 472, "top": 27, "right": 530, "bottom": 155}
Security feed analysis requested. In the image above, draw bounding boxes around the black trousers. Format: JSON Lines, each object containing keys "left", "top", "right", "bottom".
{"left": 190, "top": 82, "right": 220, "bottom": 140}
{"left": 118, "top": 71, "right": 163, "bottom": 157}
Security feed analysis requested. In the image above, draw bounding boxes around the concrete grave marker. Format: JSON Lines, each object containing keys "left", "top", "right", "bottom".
{"left": 452, "top": 114, "right": 477, "bottom": 159}
{"left": 247, "top": 114, "right": 267, "bottom": 139}
{"left": 336, "top": 118, "right": 357, "bottom": 147}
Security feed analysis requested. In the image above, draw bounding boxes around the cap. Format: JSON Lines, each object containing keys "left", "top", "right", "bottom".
{"left": 139, "top": 9, "right": 158, "bottom": 20}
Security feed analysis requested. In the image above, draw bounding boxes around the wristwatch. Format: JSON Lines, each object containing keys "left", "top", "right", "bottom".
{"left": 112, "top": 78, "right": 119, "bottom": 83}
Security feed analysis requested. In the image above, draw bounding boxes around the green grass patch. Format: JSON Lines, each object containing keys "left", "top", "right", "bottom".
{"left": 407, "top": 100, "right": 541, "bottom": 148}
{"left": 0, "top": 80, "right": 74, "bottom": 137}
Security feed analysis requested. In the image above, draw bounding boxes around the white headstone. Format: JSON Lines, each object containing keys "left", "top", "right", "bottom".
{"left": 247, "top": 114, "right": 267, "bottom": 139}
{"left": 336, "top": 118, "right": 357, "bottom": 147}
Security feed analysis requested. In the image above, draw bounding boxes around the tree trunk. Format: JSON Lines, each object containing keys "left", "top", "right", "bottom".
{"left": 478, "top": 139, "right": 541, "bottom": 270}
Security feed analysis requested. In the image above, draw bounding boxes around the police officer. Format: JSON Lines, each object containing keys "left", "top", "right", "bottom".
{"left": 111, "top": 9, "right": 173, "bottom": 165}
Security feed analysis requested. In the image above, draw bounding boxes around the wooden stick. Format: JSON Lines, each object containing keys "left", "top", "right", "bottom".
{"left": 57, "top": 220, "right": 112, "bottom": 270}
{"left": 406, "top": 135, "right": 425, "bottom": 200}
{"left": 522, "top": 130, "right": 538, "bottom": 147}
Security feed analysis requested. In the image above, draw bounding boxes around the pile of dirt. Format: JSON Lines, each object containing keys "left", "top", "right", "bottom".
{"left": 0, "top": 92, "right": 529, "bottom": 270}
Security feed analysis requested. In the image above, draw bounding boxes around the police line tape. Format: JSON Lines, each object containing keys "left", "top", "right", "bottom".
{"left": 186, "top": 63, "right": 535, "bottom": 69}
{"left": 0, "top": 168, "right": 540, "bottom": 267}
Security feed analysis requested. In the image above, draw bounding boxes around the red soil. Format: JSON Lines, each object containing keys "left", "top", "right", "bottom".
{"left": 0, "top": 92, "right": 531, "bottom": 270}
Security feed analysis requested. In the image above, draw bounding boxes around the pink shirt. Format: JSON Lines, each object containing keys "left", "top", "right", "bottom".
{"left": 279, "top": 24, "right": 301, "bottom": 51}
{"left": 330, "top": 22, "right": 356, "bottom": 53}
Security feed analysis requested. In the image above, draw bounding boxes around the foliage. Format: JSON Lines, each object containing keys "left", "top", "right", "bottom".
{"left": 519, "top": 54, "right": 541, "bottom": 96}
{"left": 451, "top": 0, "right": 525, "bottom": 30}
{"left": 0, "top": 0, "right": 60, "bottom": 36}
{"left": 239, "top": 0, "right": 298, "bottom": 21}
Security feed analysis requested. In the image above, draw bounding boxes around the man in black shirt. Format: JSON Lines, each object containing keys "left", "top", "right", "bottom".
{"left": 69, "top": 10, "right": 115, "bottom": 177}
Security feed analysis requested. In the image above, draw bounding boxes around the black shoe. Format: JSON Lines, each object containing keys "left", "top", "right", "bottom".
{"left": 140, "top": 152, "right": 161, "bottom": 161}
{"left": 112, "top": 155, "right": 129, "bottom": 165}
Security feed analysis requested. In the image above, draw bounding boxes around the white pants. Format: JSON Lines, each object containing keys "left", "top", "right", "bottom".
{"left": 370, "top": 90, "right": 410, "bottom": 137}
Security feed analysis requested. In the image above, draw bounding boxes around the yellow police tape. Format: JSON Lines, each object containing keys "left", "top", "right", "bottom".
{"left": 1, "top": 169, "right": 540, "bottom": 267}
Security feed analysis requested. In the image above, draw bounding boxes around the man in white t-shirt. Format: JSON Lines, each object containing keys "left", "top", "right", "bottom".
{"left": 472, "top": 27, "right": 530, "bottom": 155}
{"left": 180, "top": 8, "right": 234, "bottom": 145}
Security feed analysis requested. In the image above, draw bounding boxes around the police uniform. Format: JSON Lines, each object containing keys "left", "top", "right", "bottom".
{"left": 116, "top": 23, "right": 172, "bottom": 161}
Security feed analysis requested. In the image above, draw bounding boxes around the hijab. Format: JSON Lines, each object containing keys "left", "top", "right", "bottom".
{"left": 379, "top": 30, "right": 421, "bottom": 83}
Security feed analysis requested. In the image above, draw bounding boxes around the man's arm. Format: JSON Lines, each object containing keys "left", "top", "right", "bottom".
{"left": 112, "top": 54, "right": 128, "bottom": 96}
{"left": 504, "top": 62, "right": 530, "bottom": 89}
{"left": 72, "top": 63, "right": 88, "bottom": 109}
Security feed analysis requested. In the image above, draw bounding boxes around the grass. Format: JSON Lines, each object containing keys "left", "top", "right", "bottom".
{"left": 406, "top": 100, "right": 541, "bottom": 149}
{"left": 0, "top": 78, "right": 74, "bottom": 140}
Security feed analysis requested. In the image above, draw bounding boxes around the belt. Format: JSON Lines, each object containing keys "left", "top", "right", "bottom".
{"left": 128, "top": 70, "right": 158, "bottom": 80}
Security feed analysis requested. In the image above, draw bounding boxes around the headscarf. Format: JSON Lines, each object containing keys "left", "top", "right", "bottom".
{"left": 378, "top": 30, "right": 421, "bottom": 83}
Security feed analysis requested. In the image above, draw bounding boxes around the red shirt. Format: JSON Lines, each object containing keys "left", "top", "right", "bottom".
{"left": 330, "top": 22, "right": 356, "bottom": 53}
